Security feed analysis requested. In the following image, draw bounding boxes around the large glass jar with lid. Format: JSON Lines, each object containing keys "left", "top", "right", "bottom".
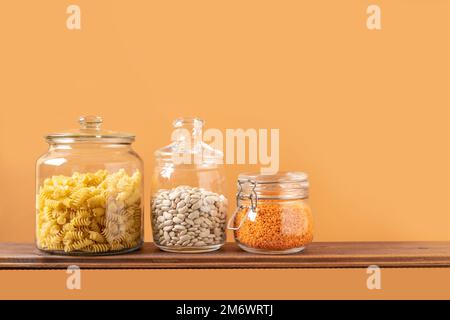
{"left": 151, "top": 117, "right": 227, "bottom": 253}
{"left": 229, "top": 172, "right": 313, "bottom": 254}
{"left": 36, "top": 116, "right": 144, "bottom": 255}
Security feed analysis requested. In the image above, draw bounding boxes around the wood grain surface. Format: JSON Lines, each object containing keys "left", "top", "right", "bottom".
{"left": 1, "top": 242, "right": 450, "bottom": 269}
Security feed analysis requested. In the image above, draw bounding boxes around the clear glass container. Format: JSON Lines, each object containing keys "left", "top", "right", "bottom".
{"left": 35, "top": 116, "right": 144, "bottom": 255}
{"left": 229, "top": 172, "right": 313, "bottom": 254}
{"left": 151, "top": 117, "right": 227, "bottom": 253}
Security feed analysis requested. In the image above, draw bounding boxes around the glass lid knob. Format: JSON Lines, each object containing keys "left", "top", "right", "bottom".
{"left": 79, "top": 115, "right": 103, "bottom": 130}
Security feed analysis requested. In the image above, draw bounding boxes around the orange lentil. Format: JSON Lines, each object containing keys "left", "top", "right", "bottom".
{"left": 234, "top": 199, "right": 313, "bottom": 251}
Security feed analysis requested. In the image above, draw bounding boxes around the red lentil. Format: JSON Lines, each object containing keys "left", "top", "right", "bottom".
{"left": 234, "top": 199, "right": 313, "bottom": 251}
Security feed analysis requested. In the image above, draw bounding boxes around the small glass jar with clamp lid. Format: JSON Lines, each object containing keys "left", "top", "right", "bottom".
{"left": 228, "top": 172, "right": 313, "bottom": 254}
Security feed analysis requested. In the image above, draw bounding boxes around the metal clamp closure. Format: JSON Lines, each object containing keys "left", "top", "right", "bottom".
{"left": 227, "top": 179, "right": 258, "bottom": 231}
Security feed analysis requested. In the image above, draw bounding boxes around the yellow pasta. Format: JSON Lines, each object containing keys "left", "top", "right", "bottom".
{"left": 64, "top": 231, "right": 86, "bottom": 241}
{"left": 36, "top": 169, "right": 142, "bottom": 254}
{"left": 87, "top": 194, "right": 106, "bottom": 208}
{"left": 70, "top": 217, "right": 91, "bottom": 227}
{"left": 88, "top": 231, "right": 106, "bottom": 243}
{"left": 87, "top": 243, "right": 111, "bottom": 253}
{"left": 92, "top": 207, "right": 105, "bottom": 217}
{"left": 47, "top": 243, "right": 64, "bottom": 251}
{"left": 70, "top": 187, "right": 92, "bottom": 208}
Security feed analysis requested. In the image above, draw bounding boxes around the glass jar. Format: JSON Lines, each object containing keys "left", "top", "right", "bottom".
{"left": 151, "top": 117, "right": 227, "bottom": 253}
{"left": 229, "top": 172, "right": 313, "bottom": 254}
{"left": 35, "top": 116, "right": 144, "bottom": 255}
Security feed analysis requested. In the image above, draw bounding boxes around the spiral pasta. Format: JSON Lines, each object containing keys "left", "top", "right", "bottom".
{"left": 36, "top": 169, "right": 142, "bottom": 254}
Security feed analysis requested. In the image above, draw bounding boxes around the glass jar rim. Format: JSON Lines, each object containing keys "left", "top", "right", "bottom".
{"left": 237, "top": 171, "right": 309, "bottom": 200}
{"left": 238, "top": 171, "right": 308, "bottom": 184}
{"left": 172, "top": 117, "right": 205, "bottom": 128}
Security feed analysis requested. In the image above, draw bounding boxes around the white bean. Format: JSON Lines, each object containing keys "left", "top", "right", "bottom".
{"left": 152, "top": 185, "right": 228, "bottom": 248}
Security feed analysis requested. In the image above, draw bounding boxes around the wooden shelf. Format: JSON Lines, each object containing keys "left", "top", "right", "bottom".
{"left": 1, "top": 242, "right": 450, "bottom": 269}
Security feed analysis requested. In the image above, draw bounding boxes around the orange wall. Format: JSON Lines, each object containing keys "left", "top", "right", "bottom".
{"left": 1, "top": 0, "right": 450, "bottom": 301}
{"left": 1, "top": 1, "right": 450, "bottom": 243}
{"left": 0, "top": 0, "right": 450, "bottom": 241}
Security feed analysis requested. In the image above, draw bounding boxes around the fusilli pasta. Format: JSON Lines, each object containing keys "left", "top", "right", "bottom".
{"left": 36, "top": 169, "right": 142, "bottom": 254}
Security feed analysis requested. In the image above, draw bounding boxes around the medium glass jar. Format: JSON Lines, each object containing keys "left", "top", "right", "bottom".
{"left": 229, "top": 172, "right": 313, "bottom": 254}
{"left": 35, "top": 116, "right": 144, "bottom": 255}
{"left": 151, "top": 117, "right": 227, "bottom": 253}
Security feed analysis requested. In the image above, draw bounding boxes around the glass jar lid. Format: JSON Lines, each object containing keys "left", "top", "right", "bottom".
{"left": 45, "top": 116, "right": 135, "bottom": 144}
{"left": 237, "top": 171, "right": 309, "bottom": 199}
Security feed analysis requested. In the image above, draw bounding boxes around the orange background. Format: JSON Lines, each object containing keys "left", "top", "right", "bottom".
{"left": 1, "top": 0, "right": 450, "bottom": 299}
